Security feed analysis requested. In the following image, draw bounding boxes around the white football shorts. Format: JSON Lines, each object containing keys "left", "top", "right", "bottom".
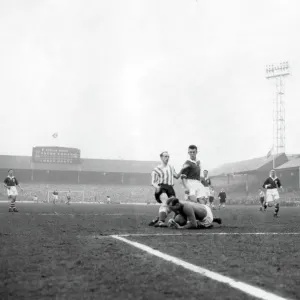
{"left": 7, "top": 186, "right": 18, "bottom": 197}
{"left": 204, "top": 187, "right": 210, "bottom": 198}
{"left": 158, "top": 196, "right": 171, "bottom": 215}
{"left": 266, "top": 189, "right": 279, "bottom": 204}
{"left": 198, "top": 205, "right": 214, "bottom": 227}
{"left": 187, "top": 179, "right": 207, "bottom": 199}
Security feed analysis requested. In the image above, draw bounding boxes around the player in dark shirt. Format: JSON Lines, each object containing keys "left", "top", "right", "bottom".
{"left": 208, "top": 188, "right": 215, "bottom": 209}
{"left": 52, "top": 190, "right": 59, "bottom": 204}
{"left": 262, "top": 169, "right": 283, "bottom": 217}
{"left": 66, "top": 190, "right": 71, "bottom": 205}
{"left": 201, "top": 170, "right": 212, "bottom": 204}
{"left": 181, "top": 145, "right": 206, "bottom": 203}
{"left": 3, "top": 169, "right": 23, "bottom": 212}
{"left": 167, "top": 197, "right": 222, "bottom": 229}
{"left": 218, "top": 189, "right": 227, "bottom": 209}
{"left": 258, "top": 189, "right": 265, "bottom": 211}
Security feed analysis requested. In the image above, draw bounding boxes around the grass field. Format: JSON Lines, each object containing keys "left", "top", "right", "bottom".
{"left": 1, "top": 202, "right": 300, "bottom": 300}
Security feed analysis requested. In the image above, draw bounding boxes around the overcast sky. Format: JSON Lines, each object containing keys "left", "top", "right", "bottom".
{"left": 1, "top": 0, "right": 300, "bottom": 170}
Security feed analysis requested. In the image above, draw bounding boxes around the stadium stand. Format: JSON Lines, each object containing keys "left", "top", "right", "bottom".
{"left": 1, "top": 152, "right": 300, "bottom": 205}
{"left": 209, "top": 153, "right": 300, "bottom": 205}
{"left": 0, "top": 155, "right": 158, "bottom": 185}
{"left": 210, "top": 153, "right": 288, "bottom": 176}
{"left": 0, "top": 154, "right": 188, "bottom": 204}
{"left": 276, "top": 157, "right": 300, "bottom": 190}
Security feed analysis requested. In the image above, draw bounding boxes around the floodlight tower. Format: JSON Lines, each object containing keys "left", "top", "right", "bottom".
{"left": 266, "top": 62, "right": 290, "bottom": 157}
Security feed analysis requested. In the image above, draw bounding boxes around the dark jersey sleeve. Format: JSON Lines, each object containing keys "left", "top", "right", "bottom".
{"left": 262, "top": 178, "right": 270, "bottom": 188}
{"left": 4, "top": 177, "right": 8, "bottom": 185}
{"left": 14, "top": 178, "right": 19, "bottom": 186}
{"left": 276, "top": 178, "right": 282, "bottom": 188}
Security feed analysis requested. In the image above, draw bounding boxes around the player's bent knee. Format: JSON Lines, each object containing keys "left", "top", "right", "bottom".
{"left": 159, "top": 206, "right": 169, "bottom": 215}
{"left": 160, "top": 193, "right": 168, "bottom": 202}
{"left": 174, "top": 214, "right": 187, "bottom": 226}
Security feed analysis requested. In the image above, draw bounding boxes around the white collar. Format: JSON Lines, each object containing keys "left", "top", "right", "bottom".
{"left": 159, "top": 164, "right": 169, "bottom": 168}
{"left": 188, "top": 159, "right": 200, "bottom": 165}
{"left": 270, "top": 176, "right": 278, "bottom": 181}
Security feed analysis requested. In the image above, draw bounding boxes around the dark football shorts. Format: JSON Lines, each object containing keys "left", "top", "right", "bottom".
{"left": 260, "top": 197, "right": 265, "bottom": 204}
{"left": 220, "top": 198, "right": 226, "bottom": 204}
{"left": 209, "top": 196, "right": 214, "bottom": 203}
{"left": 155, "top": 184, "right": 176, "bottom": 203}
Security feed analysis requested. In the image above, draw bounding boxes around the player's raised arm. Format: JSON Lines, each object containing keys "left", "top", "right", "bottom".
{"left": 180, "top": 162, "right": 190, "bottom": 191}
{"left": 173, "top": 165, "right": 188, "bottom": 179}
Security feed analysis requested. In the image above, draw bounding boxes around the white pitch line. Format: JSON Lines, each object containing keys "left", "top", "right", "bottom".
{"left": 116, "top": 232, "right": 300, "bottom": 237}
{"left": 111, "top": 235, "right": 292, "bottom": 300}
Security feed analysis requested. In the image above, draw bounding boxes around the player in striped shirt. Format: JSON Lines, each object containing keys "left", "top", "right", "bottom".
{"left": 4, "top": 169, "right": 23, "bottom": 212}
{"left": 149, "top": 151, "right": 185, "bottom": 227}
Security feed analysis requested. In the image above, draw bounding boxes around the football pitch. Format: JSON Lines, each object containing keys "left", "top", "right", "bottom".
{"left": 1, "top": 203, "right": 300, "bottom": 300}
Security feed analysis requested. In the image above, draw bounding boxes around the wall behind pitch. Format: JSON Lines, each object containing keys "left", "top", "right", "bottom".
{"left": 276, "top": 168, "right": 299, "bottom": 190}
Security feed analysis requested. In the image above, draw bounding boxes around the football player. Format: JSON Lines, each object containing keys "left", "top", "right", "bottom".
{"left": 218, "top": 189, "right": 227, "bottom": 209}
{"left": 52, "top": 189, "right": 59, "bottom": 204}
{"left": 149, "top": 151, "right": 186, "bottom": 227}
{"left": 167, "top": 197, "right": 222, "bottom": 229}
{"left": 262, "top": 170, "right": 283, "bottom": 217}
{"left": 201, "top": 169, "right": 212, "bottom": 204}
{"left": 4, "top": 169, "right": 23, "bottom": 212}
{"left": 66, "top": 190, "right": 71, "bottom": 205}
{"left": 208, "top": 187, "right": 215, "bottom": 209}
{"left": 181, "top": 145, "right": 207, "bottom": 203}
{"left": 258, "top": 189, "right": 265, "bottom": 211}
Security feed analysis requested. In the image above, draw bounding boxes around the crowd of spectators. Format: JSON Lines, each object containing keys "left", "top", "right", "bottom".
{"left": 1, "top": 182, "right": 300, "bottom": 206}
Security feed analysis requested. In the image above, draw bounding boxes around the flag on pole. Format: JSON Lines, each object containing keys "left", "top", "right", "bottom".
{"left": 52, "top": 132, "right": 58, "bottom": 138}
{"left": 266, "top": 147, "right": 273, "bottom": 158}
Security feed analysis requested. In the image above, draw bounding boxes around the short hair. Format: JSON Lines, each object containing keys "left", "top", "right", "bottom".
{"left": 188, "top": 145, "right": 197, "bottom": 151}
{"left": 168, "top": 197, "right": 180, "bottom": 206}
{"left": 204, "top": 169, "right": 208, "bottom": 172}
{"left": 8, "top": 169, "right": 13, "bottom": 173}
{"left": 160, "top": 151, "right": 169, "bottom": 157}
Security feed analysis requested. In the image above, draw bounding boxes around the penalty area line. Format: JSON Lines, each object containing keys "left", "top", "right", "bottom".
{"left": 111, "top": 235, "right": 292, "bottom": 300}
{"left": 116, "top": 232, "right": 300, "bottom": 237}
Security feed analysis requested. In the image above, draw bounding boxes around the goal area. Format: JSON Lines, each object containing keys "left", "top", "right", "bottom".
{"left": 47, "top": 190, "right": 85, "bottom": 203}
